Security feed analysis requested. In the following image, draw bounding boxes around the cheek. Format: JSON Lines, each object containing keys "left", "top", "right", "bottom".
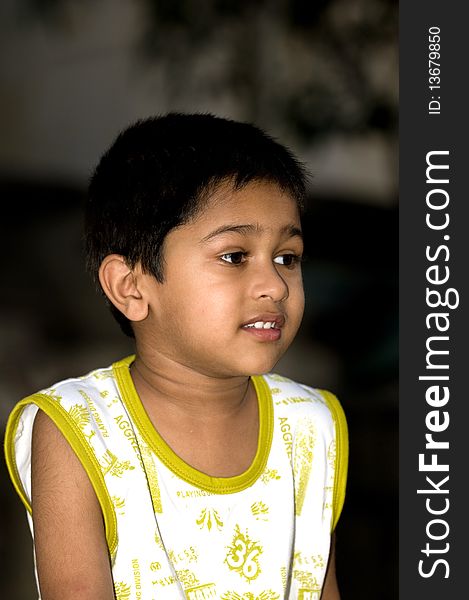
{"left": 297, "top": 286, "right": 306, "bottom": 315}
{"left": 193, "top": 269, "right": 241, "bottom": 304}
{"left": 288, "top": 274, "right": 305, "bottom": 314}
{"left": 193, "top": 283, "right": 241, "bottom": 328}
{"left": 169, "top": 274, "right": 240, "bottom": 331}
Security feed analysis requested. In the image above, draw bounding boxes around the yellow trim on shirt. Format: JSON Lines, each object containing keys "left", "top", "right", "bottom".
{"left": 4, "top": 394, "right": 118, "bottom": 557}
{"left": 320, "top": 390, "right": 349, "bottom": 532}
{"left": 113, "top": 355, "right": 274, "bottom": 495}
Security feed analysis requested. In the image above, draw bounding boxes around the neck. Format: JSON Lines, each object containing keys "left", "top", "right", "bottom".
{"left": 130, "top": 347, "right": 253, "bottom": 421}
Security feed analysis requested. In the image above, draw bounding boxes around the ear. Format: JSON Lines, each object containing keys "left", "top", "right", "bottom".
{"left": 98, "top": 255, "right": 149, "bottom": 322}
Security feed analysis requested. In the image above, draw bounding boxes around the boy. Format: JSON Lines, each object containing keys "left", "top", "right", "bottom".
{"left": 5, "top": 113, "right": 348, "bottom": 600}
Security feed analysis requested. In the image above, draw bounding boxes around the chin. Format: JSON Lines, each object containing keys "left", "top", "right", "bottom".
{"left": 238, "top": 356, "right": 281, "bottom": 377}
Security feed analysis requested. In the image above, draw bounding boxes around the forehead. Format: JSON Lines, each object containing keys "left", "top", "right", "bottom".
{"left": 194, "top": 180, "right": 301, "bottom": 229}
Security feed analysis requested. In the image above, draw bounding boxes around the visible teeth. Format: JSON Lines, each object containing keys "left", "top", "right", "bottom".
{"left": 244, "top": 321, "right": 276, "bottom": 329}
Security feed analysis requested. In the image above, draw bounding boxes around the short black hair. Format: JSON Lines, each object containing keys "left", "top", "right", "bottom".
{"left": 85, "top": 112, "right": 308, "bottom": 337}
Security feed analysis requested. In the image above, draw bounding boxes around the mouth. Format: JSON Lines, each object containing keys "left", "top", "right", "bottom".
{"left": 241, "top": 314, "right": 285, "bottom": 341}
{"left": 243, "top": 321, "right": 279, "bottom": 330}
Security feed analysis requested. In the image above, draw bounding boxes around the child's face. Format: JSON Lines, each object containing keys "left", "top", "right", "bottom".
{"left": 137, "top": 180, "right": 305, "bottom": 377}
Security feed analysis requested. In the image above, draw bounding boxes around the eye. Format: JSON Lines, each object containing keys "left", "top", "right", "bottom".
{"left": 220, "top": 252, "right": 247, "bottom": 265}
{"left": 274, "top": 254, "right": 301, "bottom": 267}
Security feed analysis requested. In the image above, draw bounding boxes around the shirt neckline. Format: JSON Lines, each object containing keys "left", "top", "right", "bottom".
{"left": 112, "top": 355, "right": 274, "bottom": 495}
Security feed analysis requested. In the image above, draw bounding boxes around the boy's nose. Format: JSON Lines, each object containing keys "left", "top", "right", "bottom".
{"left": 250, "top": 262, "right": 289, "bottom": 303}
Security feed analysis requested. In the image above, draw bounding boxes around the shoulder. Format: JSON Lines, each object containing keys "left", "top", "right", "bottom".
{"left": 34, "top": 362, "right": 118, "bottom": 409}
{"left": 263, "top": 374, "right": 349, "bottom": 530}
{"left": 5, "top": 360, "right": 122, "bottom": 505}
{"left": 262, "top": 372, "right": 346, "bottom": 425}
{"left": 6, "top": 361, "right": 118, "bottom": 444}
{"left": 261, "top": 372, "right": 348, "bottom": 464}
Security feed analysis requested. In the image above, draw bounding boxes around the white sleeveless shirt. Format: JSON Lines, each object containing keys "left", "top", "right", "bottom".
{"left": 5, "top": 356, "right": 348, "bottom": 600}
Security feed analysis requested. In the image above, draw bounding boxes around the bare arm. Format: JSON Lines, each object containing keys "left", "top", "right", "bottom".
{"left": 321, "top": 533, "right": 341, "bottom": 600}
{"left": 31, "top": 410, "right": 115, "bottom": 600}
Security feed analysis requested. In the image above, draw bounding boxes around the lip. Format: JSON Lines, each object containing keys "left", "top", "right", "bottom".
{"left": 240, "top": 313, "right": 285, "bottom": 342}
{"left": 241, "top": 313, "right": 286, "bottom": 328}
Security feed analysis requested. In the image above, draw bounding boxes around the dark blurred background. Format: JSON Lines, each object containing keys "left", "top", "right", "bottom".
{"left": 0, "top": 0, "right": 398, "bottom": 597}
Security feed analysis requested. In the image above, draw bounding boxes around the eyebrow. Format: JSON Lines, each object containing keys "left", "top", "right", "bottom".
{"left": 200, "top": 223, "right": 303, "bottom": 244}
